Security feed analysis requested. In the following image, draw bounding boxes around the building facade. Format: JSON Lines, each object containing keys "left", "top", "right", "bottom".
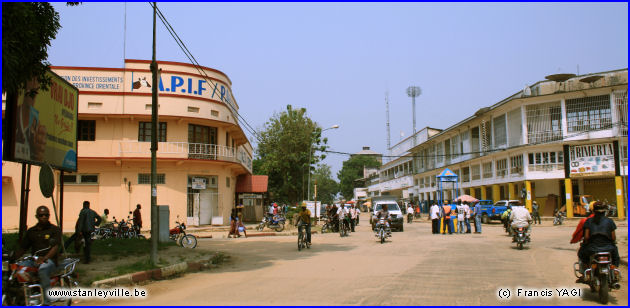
{"left": 366, "top": 69, "right": 628, "bottom": 218}
{"left": 2, "top": 59, "right": 254, "bottom": 231}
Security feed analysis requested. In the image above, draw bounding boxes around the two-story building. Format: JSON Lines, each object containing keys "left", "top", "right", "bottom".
{"left": 2, "top": 59, "right": 256, "bottom": 231}
{"left": 366, "top": 69, "right": 627, "bottom": 218}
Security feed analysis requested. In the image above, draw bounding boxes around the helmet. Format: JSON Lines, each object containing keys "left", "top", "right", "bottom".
{"left": 592, "top": 201, "right": 607, "bottom": 213}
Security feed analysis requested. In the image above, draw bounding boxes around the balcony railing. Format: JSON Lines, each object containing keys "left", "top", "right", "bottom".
{"left": 119, "top": 141, "right": 252, "bottom": 173}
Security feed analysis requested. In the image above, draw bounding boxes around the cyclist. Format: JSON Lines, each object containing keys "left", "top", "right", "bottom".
{"left": 296, "top": 205, "right": 312, "bottom": 245}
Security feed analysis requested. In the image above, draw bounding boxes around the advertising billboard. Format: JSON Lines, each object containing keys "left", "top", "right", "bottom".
{"left": 568, "top": 143, "right": 615, "bottom": 177}
{"left": 3, "top": 70, "right": 78, "bottom": 171}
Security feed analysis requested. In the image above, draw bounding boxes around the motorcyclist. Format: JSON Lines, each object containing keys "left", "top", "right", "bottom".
{"left": 501, "top": 205, "right": 513, "bottom": 234}
{"left": 296, "top": 205, "right": 312, "bottom": 245}
{"left": 577, "top": 201, "right": 620, "bottom": 281}
{"left": 509, "top": 202, "right": 533, "bottom": 242}
{"left": 406, "top": 203, "right": 414, "bottom": 223}
{"left": 13, "top": 205, "right": 61, "bottom": 305}
{"left": 375, "top": 204, "right": 392, "bottom": 235}
{"left": 337, "top": 204, "right": 349, "bottom": 232}
{"left": 329, "top": 204, "right": 339, "bottom": 232}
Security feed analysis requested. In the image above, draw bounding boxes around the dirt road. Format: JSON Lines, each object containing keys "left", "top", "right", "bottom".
{"left": 79, "top": 220, "right": 627, "bottom": 306}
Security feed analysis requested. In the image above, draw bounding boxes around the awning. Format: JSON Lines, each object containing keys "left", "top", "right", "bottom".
{"left": 236, "top": 175, "right": 268, "bottom": 193}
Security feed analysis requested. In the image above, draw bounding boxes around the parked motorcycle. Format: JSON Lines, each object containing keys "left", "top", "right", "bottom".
{"left": 169, "top": 217, "right": 197, "bottom": 248}
{"left": 553, "top": 211, "right": 566, "bottom": 225}
{"left": 2, "top": 247, "right": 78, "bottom": 306}
{"left": 574, "top": 252, "right": 622, "bottom": 304}
{"left": 374, "top": 217, "right": 391, "bottom": 244}
{"left": 512, "top": 226, "right": 530, "bottom": 250}
{"left": 256, "top": 215, "right": 285, "bottom": 232}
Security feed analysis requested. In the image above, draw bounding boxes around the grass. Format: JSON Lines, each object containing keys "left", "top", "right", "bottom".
{"left": 114, "top": 259, "right": 159, "bottom": 276}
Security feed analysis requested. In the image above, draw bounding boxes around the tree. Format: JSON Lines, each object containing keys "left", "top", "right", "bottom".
{"left": 312, "top": 164, "right": 339, "bottom": 205}
{"left": 337, "top": 154, "right": 381, "bottom": 200}
{"left": 2, "top": 2, "right": 62, "bottom": 95}
{"left": 255, "top": 105, "right": 329, "bottom": 204}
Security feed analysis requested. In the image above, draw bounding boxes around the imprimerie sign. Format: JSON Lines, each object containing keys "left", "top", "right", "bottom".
{"left": 568, "top": 143, "right": 615, "bottom": 177}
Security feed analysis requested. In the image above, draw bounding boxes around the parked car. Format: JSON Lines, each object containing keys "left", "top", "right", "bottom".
{"left": 479, "top": 200, "right": 521, "bottom": 224}
{"left": 370, "top": 196, "right": 404, "bottom": 231}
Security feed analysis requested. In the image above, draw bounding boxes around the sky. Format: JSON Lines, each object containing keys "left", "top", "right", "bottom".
{"left": 48, "top": 2, "right": 628, "bottom": 180}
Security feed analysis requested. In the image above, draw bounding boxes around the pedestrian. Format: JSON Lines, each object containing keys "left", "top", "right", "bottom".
{"left": 133, "top": 204, "right": 142, "bottom": 230}
{"left": 100, "top": 208, "right": 109, "bottom": 226}
{"left": 237, "top": 207, "right": 247, "bottom": 238}
{"left": 473, "top": 201, "right": 482, "bottom": 233}
{"left": 355, "top": 204, "right": 360, "bottom": 226}
{"left": 430, "top": 203, "right": 440, "bottom": 234}
{"left": 442, "top": 201, "right": 453, "bottom": 234}
{"left": 463, "top": 201, "right": 471, "bottom": 233}
{"left": 532, "top": 201, "right": 541, "bottom": 225}
{"left": 228, "top": 209, "right": 239, "bottom": 238}
{"left": 456, "top": 201, "right": 465, "bottom": 234}
{"left": 77, "top": 201, "right": 101, "bottom": 263}
{"left": 415, "top": 203, "right": 421, "bottom": 219}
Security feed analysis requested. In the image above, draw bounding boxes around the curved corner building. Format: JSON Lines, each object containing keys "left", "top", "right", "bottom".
{"left": 2, "top": 59, "right": 256, "bottom": 230}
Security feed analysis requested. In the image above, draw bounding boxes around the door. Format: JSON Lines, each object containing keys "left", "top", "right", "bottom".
{"left": 199, "top": 192, "right": 212, "bottom": 225}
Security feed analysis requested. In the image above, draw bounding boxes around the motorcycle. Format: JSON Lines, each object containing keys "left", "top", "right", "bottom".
{"left": 553, "top": 211, "right": 566, "bottom": 225}
{"left": 339, "top": 216, "right": 350, "bottom": 237}
{"left": 2, "top": 247, "right": 79, "bottom": 306}
{"left": 574, "top": 252, "right": 622, "bottom": 304}
{"left": 512, "top": 226, "right": 530, "bottom": 250}
{"left": 256, "top": 214, "right": 285, "bottom": 232}
{"left": 407, "top": 213, "right": 413, "bottom": 224}
{"left": 169, "top": 217, "right": 197, "bottom": 248}
{"left": 297, "top": 223, "right": 310, "bottom": 251}
{"left": 320, "top": 216, "right": 333, "bottom": 234}
{"left": 374, "top": 217, "right": 391, "bottom": 244}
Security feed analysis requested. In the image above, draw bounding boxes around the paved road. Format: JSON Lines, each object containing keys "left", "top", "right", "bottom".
{"left": 80, "top": 220, "right": 627, "bottom": 306}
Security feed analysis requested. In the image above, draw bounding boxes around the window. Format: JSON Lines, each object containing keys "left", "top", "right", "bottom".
{"left": 510, "top": 154, "right": 523, "bottom": 175}
{"left": 62, "top": 174, "right": 99, "bottom": 184}
{"left": 138, "top": 173, "right": 165, "bottom": 184}
{"left": 495, "top": 158, "right": 508, "bottom": 177}
{"left": 493, "top": 114, "right": 507, "bottom": 148}
{"left": 139, "top": 122, "right": 167, "bottom": 142}
{"left": 527, "top": 151, "right": 564, "bottom": 172}
{"left": 507, "top": 108, "right": 522, "bottom": 147}
{"left": 78, "top": 120, "right": 95, "bottom": 141}
{"left": 566, "top": 94, "right": 612, "bottom": 133}
{"left": 481, "top": 120, "right": 491, "bottom": 152}
{"left": 471, "top": 165, "right": 481, "bottom": 181}
{"left": 460, "top": 131, "right": 469, "bottom": 156}
{"left": 188, "top": 124, "right": 217, "bottom": 159}
{"left": 471, "top": 126, "right": 480, "bottom": 155}
{"left": 435, "top": 143, "right": 443, "bottom": 164}
{"left": 613, "top": 91, "right": 627, "bottom": 136}
{"left": 526, "top": 102, "right": 562, "bottom": 144}
{"left": 483, "top": 162, "right": 493, "bottom": 179}
{"left": 450, "top": 135, "right": 459, "bottom": 158}
{"left": 444, "top": 140, "right": 450, "bottom": 162}
{"left": 462, "top": 167, "right": 470, "bottom": 182}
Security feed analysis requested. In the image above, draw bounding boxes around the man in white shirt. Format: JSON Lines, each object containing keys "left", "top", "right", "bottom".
{"left": 407, "top": 204, "right": 414, "bottom": 224}
{"left": 337, "top": 205, "right": 348, "bottom": 232}
{"left": 463, "top": 202, "right": 471, "bottom": 234}
{"left": 456, "top": 201, "right": 466, "bottom": 234}
{"left": 430, "top": 203, "right": 440, "bottom": 234}
{"left": 510, "top": 203, "right": 533, "bottom": 240}
{"left": 350, "top": 205, "right": 358, "bottom": 232}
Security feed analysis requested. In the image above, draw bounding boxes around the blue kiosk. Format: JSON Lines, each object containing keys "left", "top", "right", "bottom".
{"left": 437, "top": 168, "right": 459, "bottom": 233}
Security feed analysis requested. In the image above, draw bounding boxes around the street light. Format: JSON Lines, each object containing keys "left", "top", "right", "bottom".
{"left": 307, "top": 124, "right": 339, "bottom": 201}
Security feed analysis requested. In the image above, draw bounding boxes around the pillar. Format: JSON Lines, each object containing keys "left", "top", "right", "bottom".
{"left": 615, "top": 176, "right": 626, "bottom": 219}
{"left": 525, "top": 180, "right": 533, "bottom": 212}
{"left": 564, "top": 178, "right": 574, "bottom": 218}
{"left": 492, "top": 184, "right": 500, "bottom": 204}
{"left": 470, "top": 187, "right": 476, "bottom": 199}
{"left": 508, "top": 182, "right": 516, "bottom": 201}
{"left": 481, "top": 185, "right": 487, "bottom": 200}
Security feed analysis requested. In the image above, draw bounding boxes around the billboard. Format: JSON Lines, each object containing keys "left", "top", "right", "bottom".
{"left": 568, "top": 143, "right": 615, "bottom": 177}
{"left": 3, "top": 70, "right": 78, "bottom": 171}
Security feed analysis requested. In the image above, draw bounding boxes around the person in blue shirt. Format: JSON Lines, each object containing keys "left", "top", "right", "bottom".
{"left": 473, "top": 201, "right": 482, "bottom": 233}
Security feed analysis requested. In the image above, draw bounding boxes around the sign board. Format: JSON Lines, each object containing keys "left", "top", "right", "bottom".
{"left": 303, "top": 201, "right": 321, "bottom": 218}
{"left": 3, "top": 71, "right": 78, "bottom": 171}
{"left": 569, "top": 143, "right": 615, "bottom": 177}
{"left": 239, "top": 193, "right": 262, "bottom": 199}
{"left": 192, "top": 177, "right": 207, "bottom": 189}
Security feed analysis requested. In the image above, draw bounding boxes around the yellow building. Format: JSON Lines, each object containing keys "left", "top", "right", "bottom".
{"left": 2, "top": 59, "right": 254, "bottom": 231}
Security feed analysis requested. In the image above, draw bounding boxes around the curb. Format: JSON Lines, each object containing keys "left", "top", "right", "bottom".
{"left": 91, "top": 256, "right": 226, "bottom": 288}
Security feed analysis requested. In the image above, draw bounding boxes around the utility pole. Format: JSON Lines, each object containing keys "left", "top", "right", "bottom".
{"left": 150, "top": 2, "right": 158, "bottom": 265}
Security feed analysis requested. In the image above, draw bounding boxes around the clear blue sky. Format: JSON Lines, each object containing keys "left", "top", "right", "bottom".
{"left": 49, "top": 2, "right": 628, "bottom": 180}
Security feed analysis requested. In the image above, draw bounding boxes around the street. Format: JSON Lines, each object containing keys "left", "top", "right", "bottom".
{"left": 80, "top": 220, "right": 628, "bottom": 306}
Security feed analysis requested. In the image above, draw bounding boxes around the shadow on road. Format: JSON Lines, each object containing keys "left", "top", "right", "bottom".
{"left": 580, "top": 286, "right": 621, "bottom": 305}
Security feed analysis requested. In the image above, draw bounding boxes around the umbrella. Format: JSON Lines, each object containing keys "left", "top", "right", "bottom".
{"left": 455, "top": 195, "right": 478, "bottom": 203}
{"left": 346, "top": 200, "right": 356, "bottom": 204}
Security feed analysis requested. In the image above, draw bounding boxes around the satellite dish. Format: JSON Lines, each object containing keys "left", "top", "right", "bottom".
{"left": 474, "top": 107, "right": 490, "bottom": 117}
{"left": 545, "top": 73, "right": 576, "bottom": 82}
{"left": 523, "top": 85, "right": 531, "bottom": 96}
{"left": 579, "top": 75, "right": 603, "bottom": 83}
{"left": 39, "top": 164, "right": 55, "bottom": 198}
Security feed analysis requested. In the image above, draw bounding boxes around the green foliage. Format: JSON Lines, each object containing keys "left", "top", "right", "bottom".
{"left": 255, "top": 105, "right": 329, "bottom": 204}
{"left": 337, "top": 155, "right": 381, "bottom": 200}
{"left": 2, "top": 2, "right": 61, "bottom": 95}
{"left": 312, "top": 164, "right": 339, "bottom": 204}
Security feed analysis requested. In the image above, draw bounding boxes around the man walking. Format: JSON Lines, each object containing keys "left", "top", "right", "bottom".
{"left": 532, "top": 201, "right": 541, "bottom": 225}
{"left": 456, "top": 201, "right": 465, "bottom": 234}
{"left": 463, "top": 201, "right": 472, "bottom": 233}
{"left": 442, "top": 201, "right": 453, "bottom": 234}
{"left": 473, "top": 201, "right": 482, "bottom": 233}
{"left": 430, "top": 203, "right": 440, "bottom": 234}
{"left": 133, "top": 204, "right": 142, "bottom": 230}
{"left": 77, "top": 201, "right": 101, "bottom": 263}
